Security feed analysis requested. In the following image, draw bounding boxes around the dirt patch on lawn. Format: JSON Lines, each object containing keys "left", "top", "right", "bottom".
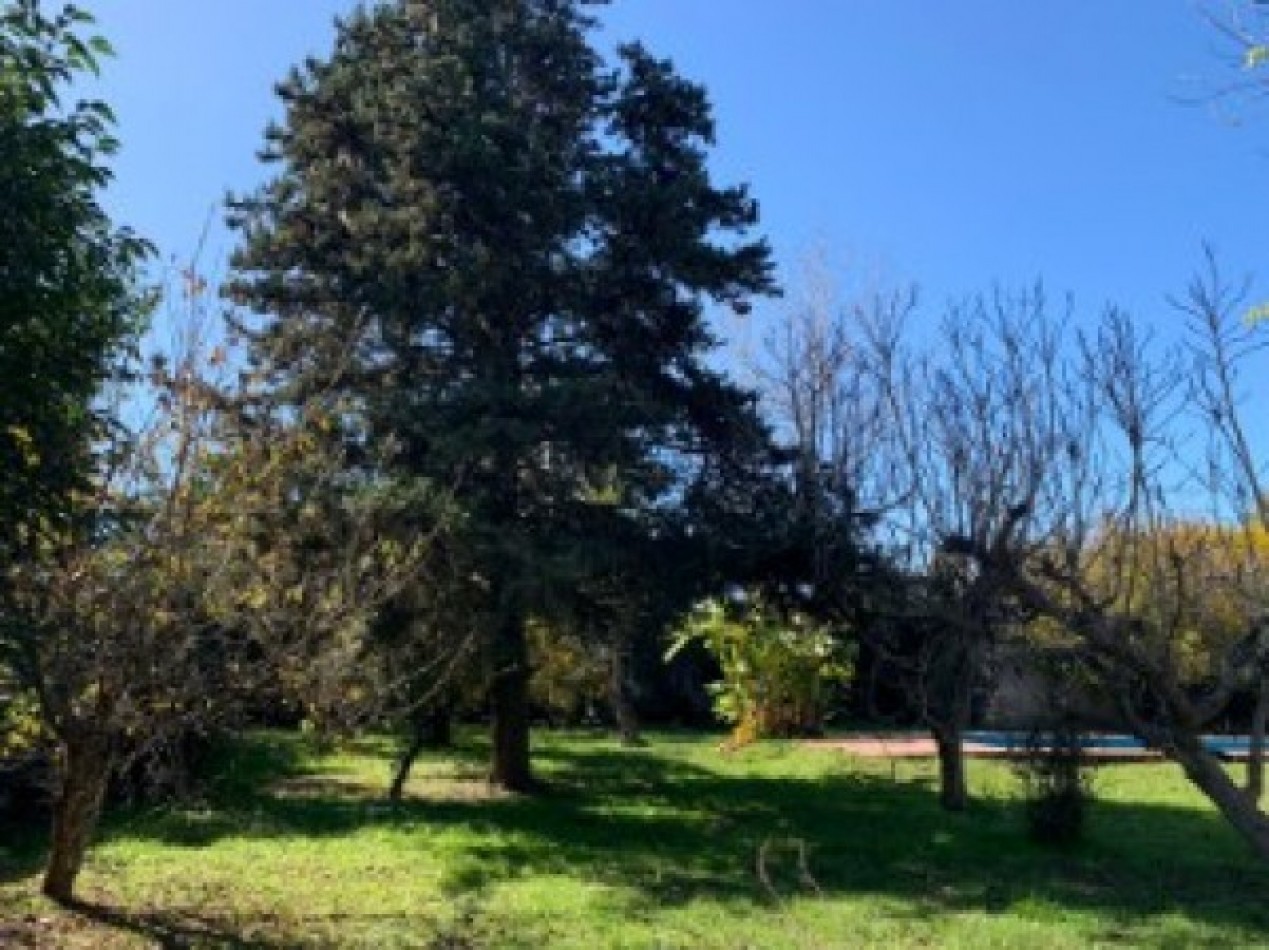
{"left": 270, "top": 771, "right": 513, "bottom": 804}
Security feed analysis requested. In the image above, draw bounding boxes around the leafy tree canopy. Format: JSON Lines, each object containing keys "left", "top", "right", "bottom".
{"left": 227, "top": 0, "right": 778, "bottom": 787}
{"left": 0, "top": 0, "right": 151, "bottom": 561}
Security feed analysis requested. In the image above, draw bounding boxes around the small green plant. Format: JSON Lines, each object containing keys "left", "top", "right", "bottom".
{"left": 1016, "top": 726, "right": 1093, "bottom": 847}
{"left": 667, "top": 593, "right": 852, "bottom": 747}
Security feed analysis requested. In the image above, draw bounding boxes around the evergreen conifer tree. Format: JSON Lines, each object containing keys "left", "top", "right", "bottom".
{"left": 228, "top": 0, "right": 775, "bottom": 789}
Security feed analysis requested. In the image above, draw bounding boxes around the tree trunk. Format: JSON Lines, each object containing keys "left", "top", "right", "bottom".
{"left": 1247, "top": 677, "right": 1268, "bottom": 805}
{"left": 42, "top": 732, "right": 112, "bottom": 905}
{"left": 389, "top": 704, "right": 455, "bottom": 802}
{"left": 388, "top": 737, "right": 422, "bottom": 803}
{"left": 932, "top": 723, "right": 968, "bottom": 812}
{"left": 610, "top": 633, "right": 643, "bottom": 747}
{"left": 926, "top": 634, "right": 977, "bottom": 812}
{"left": 1169, "top": 732, "right": 1269, "bottom": 859}
{"left": 489, "top": 610, "right": 535, "bottom": 792}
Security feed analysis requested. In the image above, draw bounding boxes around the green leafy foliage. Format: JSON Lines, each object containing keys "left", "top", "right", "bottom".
{"left": 528, "top": 619, "right": 609, "bottom": 724}
{"left": 668, "top": 594, "right": 853, "bottom": 747}
{"left": 0, "top": 685, "right": 43, "bottom": 759}
{"left": 0, "top": 1, "right": 151, "bottom": 571}
{"left": 226, "top": 0, "right": 777, "bottom": 786}
{"left": 3, "top": 259, "right": 449, "bottom": 900}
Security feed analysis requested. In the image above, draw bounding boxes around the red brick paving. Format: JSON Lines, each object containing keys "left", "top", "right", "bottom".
{"left": 807, "top": 733, "right": 1164, "bottom": 763}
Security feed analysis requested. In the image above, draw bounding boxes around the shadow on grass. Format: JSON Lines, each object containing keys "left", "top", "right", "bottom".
{"left": 0, "top": 814, "right": 47, "bottom": 888}
{"left": 79, "top": 729, "right": 1269, "bottom": 943}
{"left": 64, "top": 898, "right": 306, "bottom": 950}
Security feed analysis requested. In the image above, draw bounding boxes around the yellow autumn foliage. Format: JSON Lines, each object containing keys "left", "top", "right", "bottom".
{"left": 1075, "top": 517, "right": 1269, "bottom": 682}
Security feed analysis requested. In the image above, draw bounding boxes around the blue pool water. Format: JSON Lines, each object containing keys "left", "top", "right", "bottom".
{"left": 966, "top": 731, "right": 1143, "bottom": 750}
{"left": 966, "top": 731, "right": 1262, "bottom": 754}
{"left": 1202, "top": 736, "right": 1259, "bottom": 754}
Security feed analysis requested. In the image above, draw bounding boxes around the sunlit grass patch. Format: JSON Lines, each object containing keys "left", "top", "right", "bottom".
{"left": 2, "top": 729, "right": 1269, "bottom": 947}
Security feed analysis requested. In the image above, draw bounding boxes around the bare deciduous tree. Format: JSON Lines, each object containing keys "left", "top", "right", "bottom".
{"left": 890, "top": 264, "right": 1269, "bottom": 855}
{"left": 778, "top": 254, "right": 1269, "bottom": 844}
{"left": 865, "top": 286, "right": 1096, "bottom": 811}
{"left": 8, "top": 295, "right": 442, "bottom": 903}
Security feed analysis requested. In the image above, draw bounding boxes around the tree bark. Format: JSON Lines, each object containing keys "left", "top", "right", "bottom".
{"left": 1169, "top": 732, "right": 1269, "bottom": 859}
{"left": 388, "top": 737, "right": 422, "bottom": 803}
{"left": 489, "top": 610, "right": 535, "bottom": 792}
{"left": 1248, "top": 677, "right": 1268, "bottom": 805}
{"left": 932, "top": 722, "right": 968, "bottom": 812}
{"left": 610, "top": 632, "right": 643, "bottom": 747}
{"left": 388, "top": 705, "right": 453, "bottom": 802}
{"left": 42, "top": 732, "right": 112, "bottom": 905}
{"left": 925, "top": 633, "right": 977, "bottom": 812}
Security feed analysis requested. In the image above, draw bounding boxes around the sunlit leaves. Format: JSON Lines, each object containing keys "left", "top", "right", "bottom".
{"left": 1070, "top": 517, "right": 1269, "bottom": 684}
{"left": 0, "top": 1, "right": 151, "bottom": 571}
{"left": 668, "top": 593, "right": 852, "bottom": 747}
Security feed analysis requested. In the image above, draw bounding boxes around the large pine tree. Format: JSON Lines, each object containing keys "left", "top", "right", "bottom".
{"left": 228, "top": 0, "right": 775, "bottom": 790}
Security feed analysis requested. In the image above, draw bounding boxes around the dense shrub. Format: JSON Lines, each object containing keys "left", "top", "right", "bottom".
{"left": 668, "top": 594, "right": 852, "bottom": 747}
{"left": 1016, "top": 726, "right": 1093, "bottom": 846}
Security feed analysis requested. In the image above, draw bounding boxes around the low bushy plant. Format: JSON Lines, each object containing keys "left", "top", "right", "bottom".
{"left": 1016, "top": 726, "right": 1093, "bottom": 846}
{"left": 667, "top": 593, "right": 852, "bottom": 747}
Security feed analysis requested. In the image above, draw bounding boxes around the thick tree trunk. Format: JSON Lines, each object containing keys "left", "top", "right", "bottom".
{"left": 932, "top": 723, "right": 968, "bottom": 812}
{"left": 489, "top": 610, "right": 535, "bottom": 792}
{"left": 926, "top": 635, "right": 977, "bottom": 812}
{"left": 610, "top": 634, "right": 643, "bottom": 747}
{"left": 1169, "top": 733, "right": 1269, "bottom": 859}
{"left": 1247, "top": 678, "right": 1268, "bottom": 805}
{"left": 42, "top": 732, "right": 112, "bottom": 905}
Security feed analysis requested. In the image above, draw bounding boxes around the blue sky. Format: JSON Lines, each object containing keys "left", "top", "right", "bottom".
{"left": 86, "top": 0, "right": 1267, "bottom": 329}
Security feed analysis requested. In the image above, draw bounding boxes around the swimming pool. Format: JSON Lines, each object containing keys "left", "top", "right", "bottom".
{"left": 965, "top": 730, "right": 1263, "bottom": 760}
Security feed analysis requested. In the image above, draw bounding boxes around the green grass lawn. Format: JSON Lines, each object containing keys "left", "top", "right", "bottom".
{"left": 3, "top": 730, "right": 1269, "bottom": 948}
